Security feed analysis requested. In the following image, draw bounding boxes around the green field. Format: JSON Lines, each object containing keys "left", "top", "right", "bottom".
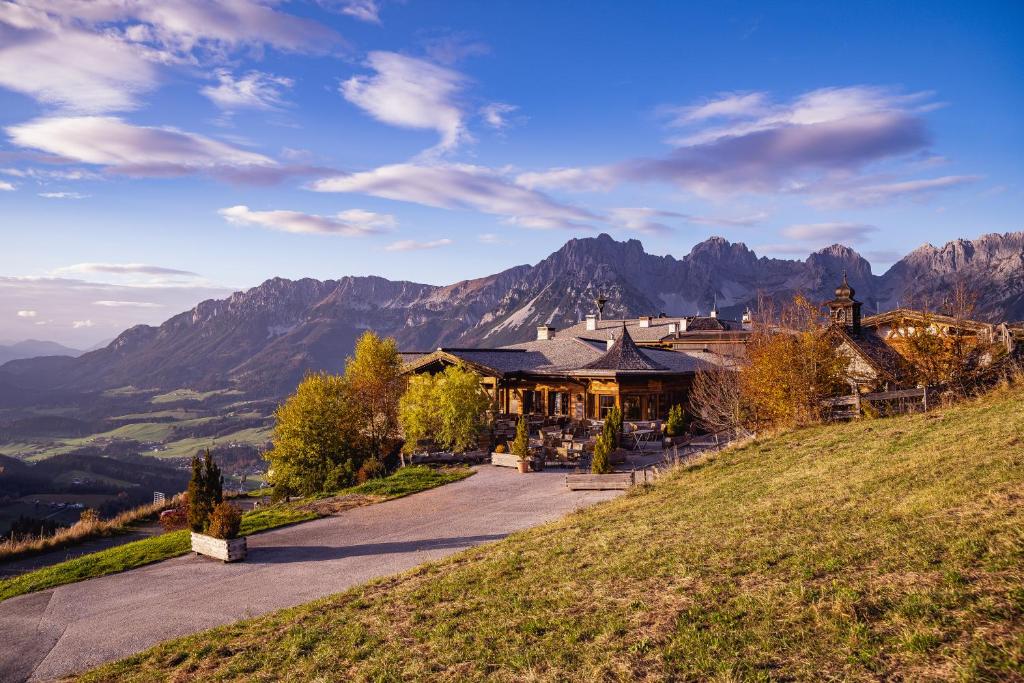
{"left": 80, "top": 386, "right": 1024, "bottom": 682}
{"left": 151, "top": 388, "right": 243, "bottom": 404}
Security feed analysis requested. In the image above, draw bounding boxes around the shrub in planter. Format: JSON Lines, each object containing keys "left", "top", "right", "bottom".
{"left": 188, "top": 450, "right": 223, "bottom": 533}
{"left": 206, "top": 502, "right": 242, "bottom": 540}
{"left": 591, "top": 433, "right": 614, "bottom": 474}
{"left": 603, "top": 406, "right": 623, "bottom": 448}
{"left": 494, "top": 443, "right": 507, "bottom": 454}
{"left": 511, "top": 416, "right": 530, "bottom": 459}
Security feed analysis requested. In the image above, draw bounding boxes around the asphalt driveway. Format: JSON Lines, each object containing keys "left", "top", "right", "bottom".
{"left": 0, "top": 467, "right": 620, "bottom": 682}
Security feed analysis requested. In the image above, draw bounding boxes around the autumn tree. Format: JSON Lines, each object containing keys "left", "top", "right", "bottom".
{"left": 345, "top": 331, "right": 406, "bottom": 461}
{"left": 398, "top": 365, "right": 491, "bottom": 454}
{"left": 398, "top": 373, "right": 439, "bottom": 461}
{"left": 266, "top": 372, "right": 367, "bottom": 498}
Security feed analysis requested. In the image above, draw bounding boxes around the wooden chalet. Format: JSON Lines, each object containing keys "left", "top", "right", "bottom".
{"left": 825, "top": 273, "right": 1021, "bottom": 391}
{"left": 401, "top": 323, "right": 727, "bottom": 421}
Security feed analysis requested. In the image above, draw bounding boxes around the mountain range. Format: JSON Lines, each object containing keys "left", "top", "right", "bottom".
{"left": 2, "top": 231, "right": 1022, "bottom": 403}
{"left": 0, "top": 340, "right": 83, "bottom": 366}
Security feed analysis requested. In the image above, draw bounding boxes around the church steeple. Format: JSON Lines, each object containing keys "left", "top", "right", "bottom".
{"left": 827, "top": 271, "right": 862, "bottom": 334}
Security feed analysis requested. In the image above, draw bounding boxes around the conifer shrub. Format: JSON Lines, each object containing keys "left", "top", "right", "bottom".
{"left": 665, "top": 404, "right": 688, "bottom": 437}
{"left": 494, "top": 443, "right": 507, "bottom": 454}
{"left": 511, "top": 416, "right": 530, "bottom": 460}
{"left": 591, "top": 433, "right": 614, "bottom": 474}
{"left": 602, "top": 406, "right": 623, "bottom": 448}
{"left": 187, "top": 450, "right": 223, "bottom": 533}
{"left": 206, "top": 502, "right": 241, "bottom": 540}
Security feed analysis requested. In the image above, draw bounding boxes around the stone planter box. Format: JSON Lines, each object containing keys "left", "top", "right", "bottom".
{"left": 191, "top": 532, "right": 247, "bottom": 562}
{"left": 490, "top": 452, "right": 522, "bottom": 468}
{"left": 565, "top": 471, "right": 635, "bottom": 491}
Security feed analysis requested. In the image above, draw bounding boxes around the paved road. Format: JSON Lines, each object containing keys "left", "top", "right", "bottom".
{"left": 0, "top": 467, "right": 619, "bottom": 682}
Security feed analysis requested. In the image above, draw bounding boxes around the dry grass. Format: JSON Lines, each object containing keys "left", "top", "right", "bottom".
{"left": 78, "top": 385, "right": 1024, "bottom": 682}
{"left": 0, "top": 496, "right": 177, "bottom": 562}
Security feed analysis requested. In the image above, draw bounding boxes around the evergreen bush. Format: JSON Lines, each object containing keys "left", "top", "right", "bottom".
{"left": 665, "top": 404, "right": 688, "bottom": 437}
{"left": 591, "top": 433, "right": 614, "bottom": 474}
{"left": 511, "top": 416, "right": 530, "bottom": 460}
{"left": 206, "top": 501, "right": 241, "bottom": 540}
{"left": 188, "top": 450, "right": 223, "bottom": 533}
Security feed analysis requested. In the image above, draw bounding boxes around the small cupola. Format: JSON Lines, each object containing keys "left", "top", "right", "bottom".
{"left": 827, "top": 272, "right": 862, "bottom": 334}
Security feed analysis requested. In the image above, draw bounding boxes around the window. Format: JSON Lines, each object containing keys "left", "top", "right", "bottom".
{"left": 622, "top": 395, "right": 642, "bottom": 420}
{"left": 548, "top": 391, "right": 569, "bottom": 415}
{"left": 645, "top": 394, "right": 659, "bottom": 420}
{"left": 598, "top": 395, "right": 616, "bottom": 418}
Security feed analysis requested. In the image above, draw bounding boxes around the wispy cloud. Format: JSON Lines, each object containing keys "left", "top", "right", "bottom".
{"left": 7, "top": 116, "right": 277, "bottom": 179}
{"left": 312, "top": 163, "right": 597, "bottom": 230}
{"left": 478, "top": 233, "right": 509, "bottom": 245}
{"left": 92, "top": 300, "right": 164, "bottom": 308}
{"left": 0, "top": 180, "right": 13, "bottom": 191}
{"left": 385, "top": 238, "right": 453, "bottom": 251}
{"left": 780, "top": 222, "right": 877, "bottom": 241}
{"left": 523, "top": 86, "right": 942, "bottom": 203}
{"left": 341, "top": 52, "right": 469, "bottom": 154}
{"left": 54, "top": 263, "right": 198, "bottom": 277}
{"left": 219, "top": 205, "right": 395, "bottom": 236}
{"left": 480, "top": 102, "right": 519, "bottom": 130}
{"left": 72, "top": 319, "right": 95, "bottom": 328}
{"left": 609, "top": 207, "right": 768, "bottom": 235}
{"left": 806, "top": 175, "right": 981, "bottom": 209}
{"left": 39, "top": 191, "right": 89, "bottom": 199}
{"left": 325, "top": 0, "right": 382, "bottom": 24}
{"left": 201, "top": 70, "right": 293, "bottom": 111}
{"left": 16, "top": 309, "right": 37, "bottom": 318}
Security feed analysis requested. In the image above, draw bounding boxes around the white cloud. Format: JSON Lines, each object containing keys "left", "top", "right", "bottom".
{"left": 480, "top": 102, "right": 518, "bottom": 130}
{"left": 202, "top": 70, "right": 293, "bottom": 110}
{"left": 93, "top": 300, "right": 164, "bottom": 308}
{"left": 39, "top": 191, "right": 89, "bottom": 199}
{"left": 1, "top": 275, "right": 231, "bottom": 345}
{"left": 325, "top": 0, "right": 381, "bottom": 24}
{"left": 312, "top": 163, "right": 597, "bottom": 230}
{"left": 385, "top": 238, "right": 453, "bottom": 252}
{"left": 478, "top": 233, "right": 509, "bottom": 245}
{"left": 6, "top": 116, "right": 276, "bottom": 177}
{"left": 0, "top": 11, "right": 157, "bottom": 113}
{"left": 55, "top": 263, "right": 198, "bottom": 277}
{"left": 525, "top": 86, "right": 942, "bottom": 202}
{"left": 219, "top": 205, "right": 395, "bottom": 236}
{"left": 806, "top": 175, "right": 981, "bottom": 209}
{"left": 72, "top": 319, "right": 95, "bottom": 328}
{"left": 662, "top": 92, "right": 769, "bottom": 125}
{"left": 0, "top": 180, "right": 13, "bottom": 191}
{"left": 608, "top": 208, "right": 680, "bottom": 236}
{"left": 16, "top": 309, "right": 37, "bottom": 317}
{"left": 780, "top": 222, "right": 877, "bottom": 241}
{"left": 341, "top": 52, "right": 468, "bottom": 153}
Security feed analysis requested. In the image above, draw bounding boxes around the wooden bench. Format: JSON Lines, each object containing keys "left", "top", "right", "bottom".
{"left": 565, "top": 471, "right": 635, "bottom": 491}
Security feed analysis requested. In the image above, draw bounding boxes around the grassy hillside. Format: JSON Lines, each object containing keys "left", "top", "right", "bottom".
{"left": 83, "top": 387, "right": 1024, "bottom": 682}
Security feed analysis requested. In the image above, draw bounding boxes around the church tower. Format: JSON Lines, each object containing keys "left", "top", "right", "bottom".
{"left": 827, "top": 272, "right": 862, "bottom": 334}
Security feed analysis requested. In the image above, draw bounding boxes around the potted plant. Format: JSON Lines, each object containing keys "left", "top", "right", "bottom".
{"left": 511, "top": 415, "right": 531, "bottom": 473}
{"left": 188, "top": 450, "right": 247, "bottom": 562}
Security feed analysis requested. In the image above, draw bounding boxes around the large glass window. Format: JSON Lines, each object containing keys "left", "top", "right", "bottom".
{"left": 598, "top": 395, "right": 616, "bottom": 418}
{"left": 622, "top": 395, "right": 642, "bottom": 420}
{"left": 548, "top": 391, "right": 569, "bottom": 415}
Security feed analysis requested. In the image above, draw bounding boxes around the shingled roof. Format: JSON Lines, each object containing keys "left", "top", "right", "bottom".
{"left": 829, "top": 326, "right": 911, "bottom": 381}
{"left": 582, "top": 324, "right": 668, "bottom": 371}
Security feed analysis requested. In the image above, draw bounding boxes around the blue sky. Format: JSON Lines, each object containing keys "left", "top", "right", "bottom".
{"left": 0, "top": 0, "right": 1021, "bottom": 346}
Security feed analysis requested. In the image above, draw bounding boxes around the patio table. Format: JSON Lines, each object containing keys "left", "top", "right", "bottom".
{"left": 630, "top": 428, "right": 657, "bottom": 450}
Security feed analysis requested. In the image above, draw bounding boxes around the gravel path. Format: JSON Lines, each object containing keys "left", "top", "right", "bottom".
{"left": 0, "top": 467, "right": 619, "bottom": 682}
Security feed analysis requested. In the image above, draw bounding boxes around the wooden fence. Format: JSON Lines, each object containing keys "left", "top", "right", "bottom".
{"left": 822, "top": 387, "right": 930, "bottom": 420}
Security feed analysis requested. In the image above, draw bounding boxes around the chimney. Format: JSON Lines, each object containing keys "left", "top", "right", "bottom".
{"left": 680, "top": 318, "right": 688, "bottom": 332}
{"left": 606, "top": 335, "right": 615, "bottom": 350}
{"left": 638, "top": 316, "right": 651, "bottom": 328}
{"left": 741, "top": 308, "right": 751, "bottom": 324}
{"left": 709, "top": 307, "right": 718, "bottom": 319}
{"left": 585, "top": 314, "right": 597, "bottom": 331}
{"left": 536, "top": 325, "right": 555, "bottom": 341}
{"left": 668, "top": 322, "right": 677, "bottom": 334}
